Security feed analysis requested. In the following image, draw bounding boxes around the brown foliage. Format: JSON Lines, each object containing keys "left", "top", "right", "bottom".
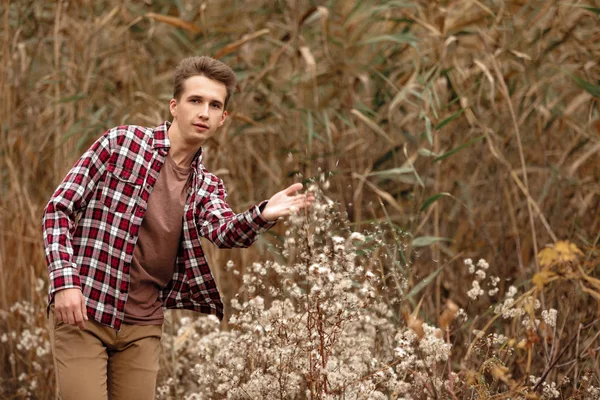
{"left": 1, "top": 0, "right": 599, "bottom": 398}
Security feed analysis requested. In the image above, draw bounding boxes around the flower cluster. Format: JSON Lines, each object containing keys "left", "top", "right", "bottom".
{"left": 1, "top": 299, "right": 52, "bottom": 398}
{"left": 158, "top": 188, "right": 459, "bottom": 399}
{"left": 464, "top": 258, "right": 498, "bottom": 300}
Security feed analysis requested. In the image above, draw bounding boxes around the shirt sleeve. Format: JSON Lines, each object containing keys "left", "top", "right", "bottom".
{"left": 42, "top": 131, "right": 112, "bottom": 296}
{"left": 197, "top": 178, "right": 277, "bottom": 248}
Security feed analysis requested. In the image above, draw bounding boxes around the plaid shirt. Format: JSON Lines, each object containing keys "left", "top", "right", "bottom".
{"left": 42, "top": 121, "right": 276, "bottom": 330}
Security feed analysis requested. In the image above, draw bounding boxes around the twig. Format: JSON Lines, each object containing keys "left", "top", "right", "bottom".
{"left": 480, "top": 31, "right": 541, "bottom": 272}
{"left": 533, "top": 320, "right": 597, "bottom": 392}
{"left": 446, "top": 329, "right": 460, "bottom": 400}
{"left": 532, "top": 333, "right": 575, "bottom": 392}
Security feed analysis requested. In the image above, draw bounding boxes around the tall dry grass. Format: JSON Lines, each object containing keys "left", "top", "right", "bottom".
{"left": 1, "top": 0, "right": 599, "bottom": 398}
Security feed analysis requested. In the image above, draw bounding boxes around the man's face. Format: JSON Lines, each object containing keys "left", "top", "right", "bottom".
{"left": 169, "top": 75, "right": 228, "bottom": 145}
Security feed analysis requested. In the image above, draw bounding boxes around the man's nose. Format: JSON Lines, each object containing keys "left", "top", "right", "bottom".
{"left": 198, "top": 104, "right": 209, "bottom": 119}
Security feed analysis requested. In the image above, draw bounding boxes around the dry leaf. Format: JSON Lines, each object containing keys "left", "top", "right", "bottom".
{"left": 532, "top": 270, "right": 556, "bottom": 289}
{"left": 402, "top": 307, "right": 424, "bottom": 339}
{"left": 145, "top": 13, "right": 201, "bottom": 33}
{"left": 554, "top": 240, "right": 584, "bottom": 262}
{"left": 537, "top": 240, "right": 583, "bottom": 268}
{"left": 439, "top": 299, "right": 459, "bottom": 330}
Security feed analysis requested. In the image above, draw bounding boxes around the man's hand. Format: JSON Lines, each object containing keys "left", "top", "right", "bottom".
{"left": 54, "top": 288, "right": 88, "bottom": 329}
{"left": 262, "top": 183, "right": 315, "bottom": 221}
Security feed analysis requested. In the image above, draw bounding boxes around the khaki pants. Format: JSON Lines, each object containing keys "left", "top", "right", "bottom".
{"left": 47, "top": 305, "right": 163, "bottom": 400}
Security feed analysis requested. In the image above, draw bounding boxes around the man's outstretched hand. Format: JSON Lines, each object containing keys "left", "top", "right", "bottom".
{"left": 261, "top": 183, "right": 315, "bottom": 221}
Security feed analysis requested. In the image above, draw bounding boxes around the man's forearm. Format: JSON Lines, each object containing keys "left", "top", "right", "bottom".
{"left": 198, "top": 200, "right": 276, "bottom": 248}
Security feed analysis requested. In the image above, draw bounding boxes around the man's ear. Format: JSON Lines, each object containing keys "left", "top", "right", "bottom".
{"left": 169, "top": 99, "right": 177, "bottom": 118}
{"left": 219, "top": 110, "right": 227, "bottom": 126}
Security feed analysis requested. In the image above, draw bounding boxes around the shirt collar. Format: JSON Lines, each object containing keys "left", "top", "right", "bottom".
{"left": 152, "top": 121, "right": 171, "bottom": 149}
{"left": 153, "top": 120, "right": 204, "bottom": 168}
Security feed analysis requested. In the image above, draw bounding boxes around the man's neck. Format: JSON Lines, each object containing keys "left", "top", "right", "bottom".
{"left": 167, "top": 120, "right": 203, "bottom": 168}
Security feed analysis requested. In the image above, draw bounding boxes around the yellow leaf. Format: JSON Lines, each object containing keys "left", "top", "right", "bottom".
{"left": 554, "top": 240, "right": 583, "bottom": 263}
{"left": 532, "top": 270, "right": 556, "bottom": 289}
{"left": 538, "top": 247, "right": 559, "bottom": 269}
{"left": 537, "top": 240, "right": 583, "bottom": 268}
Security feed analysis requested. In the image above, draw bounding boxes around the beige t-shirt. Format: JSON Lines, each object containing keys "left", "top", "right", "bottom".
{"left": 123, "top": 152, "right": 191, "bottom": 325}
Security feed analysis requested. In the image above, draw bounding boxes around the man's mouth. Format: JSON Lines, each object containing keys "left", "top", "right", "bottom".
{"left": 193, "top": 123, "right": 209, "bottom": 129}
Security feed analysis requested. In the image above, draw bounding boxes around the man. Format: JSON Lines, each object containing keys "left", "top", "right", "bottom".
{"left": 42, "top": 56, "right": 313, "bottom": 399}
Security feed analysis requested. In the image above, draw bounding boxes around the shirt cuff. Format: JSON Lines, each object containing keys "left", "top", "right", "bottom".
{"left": 249, "top": 200, "right": 277, "bottom": 231}
{"left": 49, "top": 266, "right": 82, "bottom": 296}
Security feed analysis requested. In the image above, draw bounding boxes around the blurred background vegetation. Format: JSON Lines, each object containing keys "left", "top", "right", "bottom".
{"left": 0, "top": 0, "right": 599, "bottom": 398}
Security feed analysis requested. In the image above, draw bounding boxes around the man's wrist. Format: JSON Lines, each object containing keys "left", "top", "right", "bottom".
{"left": 259, "top": 201, "right": 274, "bottom": 221}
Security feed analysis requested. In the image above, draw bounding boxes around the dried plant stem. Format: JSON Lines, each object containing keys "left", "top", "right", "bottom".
{"left": 302, "top": 210, "right": 316, "bottom": 398}
{"left": 316, "top": 300, "right": 329, "bottom": 394}
{"left": 575, "top": 322, "right": 582, "bottom": 389}
{"left": 509, "top": 171, "right": 558, "bottom": 244}
{"left": 170, "top": 316, "right": 179, "bottom": 400}
{"left": 434, "top": 126, "right": 441, "bottom": 316}
{"left": 53, "top": 0, "right": 64, "bottom": 181}
{"left": 486, "top": 49, "right": 540, "bottom": 272}
{"left": 445, "top": 329, "right": 459, "bottom": 400}
{"left": 533, "top": 320, "right": 596, "bottom": 393}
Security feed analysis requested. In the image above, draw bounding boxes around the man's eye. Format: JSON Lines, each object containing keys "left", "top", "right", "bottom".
{"left": 212, "top": 103, "right": 220, "bottom": 108}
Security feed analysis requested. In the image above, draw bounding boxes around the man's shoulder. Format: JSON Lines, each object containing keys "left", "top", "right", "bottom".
{"left": 105, "top": 124, "right": 154, "bottom": 142}
{"left": 101, "top": 124, "right": 162, "bottom": 156}
{"left": 198, "top": 166, "right": 222, "bottom": 184}
{"left": 196, "top": 165, "right": 228, "bottom": 195}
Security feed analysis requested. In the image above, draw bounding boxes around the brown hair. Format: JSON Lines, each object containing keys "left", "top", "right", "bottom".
{"left": 173, "top": 56, "right": 236, "bottom": 109}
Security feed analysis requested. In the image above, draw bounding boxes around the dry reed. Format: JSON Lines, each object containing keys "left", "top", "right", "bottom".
{"left": 1, "top": 0, "right": 599, "bottom": 398}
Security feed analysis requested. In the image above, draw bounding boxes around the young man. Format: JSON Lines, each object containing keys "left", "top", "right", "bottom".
{"left": 42, "top": 56, "right": 313, "bottom": 400}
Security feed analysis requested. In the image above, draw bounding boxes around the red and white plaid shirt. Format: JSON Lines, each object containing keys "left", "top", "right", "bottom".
{"left": 42, "top": 121, "right": 276, "bottom": 330}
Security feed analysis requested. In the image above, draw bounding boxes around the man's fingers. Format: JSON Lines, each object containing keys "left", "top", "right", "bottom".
{"left": 56, "top": 309, "right": 65, "bottom": 324}
{"left": 81, "top": 296, "right": 88, "bottom": 321}
{"left": 66, "top": 310, "right": 75, "bottom": 326}
{"left": 73, "top": 310, "right": 86, "bottom": 330}
{"left": 293, "top": 195, "right": 314, "bottom": 205}
{"left": 289, "top": 194, "right": 314, "bottom": 202}
{"left": 283, "top": 183, "right": 303, "bottom": 195}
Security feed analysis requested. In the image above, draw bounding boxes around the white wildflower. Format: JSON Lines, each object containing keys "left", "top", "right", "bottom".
{"left": 488, "top": 333, "right": 508, "bottom": 346}
{"left": 475, "top": 269, "right": 486, "bottom": 281}
{"left": 464, "top": 258, "right": 475, "bottom": 274}
{"left": 522, "top": 317, "right": 540, "bottom": 329}
{"left": 542, "top": 381, "right": 560, "bottom": 398}
{"left": 477, "top": 259, "right": 489, "bottom": 270}
{"left": 349, "top": 232, "right": 365, "bottom": 241}
{"left": 467, "top": 280, "right": 484, "bottom": 300}
{"left": 541, "top": 309, "right": 557, "bottom": 327}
